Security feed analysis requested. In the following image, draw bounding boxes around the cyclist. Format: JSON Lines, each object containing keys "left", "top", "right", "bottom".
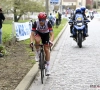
{"left": 80, "top": 6, "right": 89, "bottom": 37}
{"left": 30, "top": 12, "right": 54, "bottom": 75}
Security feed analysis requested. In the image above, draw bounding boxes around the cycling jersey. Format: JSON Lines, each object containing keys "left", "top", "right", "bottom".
{"left": 32, "top": 20, "right": 53, "bottom": 33}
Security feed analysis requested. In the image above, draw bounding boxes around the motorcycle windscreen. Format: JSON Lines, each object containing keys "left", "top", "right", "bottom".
{"left": 74, "top": 25, "right": 85, "bottom": 30}
{"left": 75, "top": 14, "right": 84, "bottom": 22}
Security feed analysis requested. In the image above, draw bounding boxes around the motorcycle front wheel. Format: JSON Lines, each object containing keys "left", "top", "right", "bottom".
{"left": 77, "top": 33, "right": 82, "bottom": 48}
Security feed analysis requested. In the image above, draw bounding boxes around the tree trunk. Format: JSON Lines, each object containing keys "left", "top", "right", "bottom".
{"left": 14, "top": 8, "right": 18, "bottom": 22}
{"left": 14, "top": 8, "right": 23, "bottom": 22}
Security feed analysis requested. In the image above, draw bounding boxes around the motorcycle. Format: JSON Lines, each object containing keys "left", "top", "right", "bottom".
{"left": 69, "top": 19, "right": 90, "bottom": 48}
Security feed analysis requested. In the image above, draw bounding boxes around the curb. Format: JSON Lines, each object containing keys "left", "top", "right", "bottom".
{"left": 14, "top": 22, "right": 68, "bottom": 90}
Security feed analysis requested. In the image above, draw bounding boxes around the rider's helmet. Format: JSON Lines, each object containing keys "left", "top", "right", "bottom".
{"left": 75, "top": 8, "right": 82, "bottom": 14}
{"left": 38, "top": 12, "right": 47, "bottom": 20}
{"left": 38, "top": 12, "right": 47, "bottom": 25}
{"left": 80, "top": 6, "right": 86, "bottom": 13}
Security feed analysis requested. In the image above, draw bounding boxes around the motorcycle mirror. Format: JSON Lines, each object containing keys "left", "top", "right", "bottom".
{"left": 87, "top": 16, "right": 89, "bottom": 18}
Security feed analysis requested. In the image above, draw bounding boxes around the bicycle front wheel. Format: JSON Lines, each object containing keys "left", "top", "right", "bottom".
{"left": 40, "top": 51, "right": 45, "bottom": 84}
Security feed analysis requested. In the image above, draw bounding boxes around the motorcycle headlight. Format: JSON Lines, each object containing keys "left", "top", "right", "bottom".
{"left": 77, "top": 23, "right": 82, "bottom": 26}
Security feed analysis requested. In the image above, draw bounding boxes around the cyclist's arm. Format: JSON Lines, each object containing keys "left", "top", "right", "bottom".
{"left": 48, "top": 21, "right": 54, "bottom": 42}
{"left": 50, "top": 31, "right": 54, "bottom": 42}
{"left": 31, "top": 21, "right": 37, "bottom": 43}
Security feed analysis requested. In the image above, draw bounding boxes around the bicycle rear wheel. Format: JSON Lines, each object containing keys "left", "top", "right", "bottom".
{"left": 40, "top": 51, "right": 45, "bottom": 84}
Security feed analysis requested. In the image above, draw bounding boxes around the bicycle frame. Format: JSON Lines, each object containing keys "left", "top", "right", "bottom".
{"left": 34, "top": 44, "right": 45, "bottom": 84}
{"left": 31, "top": 43, "right": 51, "bottom": 84}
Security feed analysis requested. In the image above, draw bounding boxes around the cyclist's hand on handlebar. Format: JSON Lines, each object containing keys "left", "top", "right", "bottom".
{"left": 30, "top": 42, "right": 34, "bottom": 51}
{"left": 49, "top": 41, "right": 53, "bottom": 46}
{"left": 30, "top": 42, "right": 34, "bottom": 48}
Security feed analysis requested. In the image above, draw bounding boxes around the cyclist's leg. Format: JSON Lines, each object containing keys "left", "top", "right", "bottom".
{"left": 31, "top": 31, "right": 41, "bottom": 45}
{"left": 41, "top": 33, "right": 50, "bottom": 62}
{"left": 41, "top": 33, "right": 51, "bottom": 75}
{"left": 44, "top": 45, "right": 50, "bottom": 63}
{"left": 33, "top": 31, "right": 41, "bottom": 61}
{"left": 44, "top": 45, "right": 50, "bottom": 75}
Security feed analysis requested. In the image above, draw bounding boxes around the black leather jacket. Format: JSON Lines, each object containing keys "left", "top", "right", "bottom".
{"left": 0, "top": 12, "right": 5, "bottom": 29}
{"left": 72, "top": 12, "right": 87, "bottom": 21}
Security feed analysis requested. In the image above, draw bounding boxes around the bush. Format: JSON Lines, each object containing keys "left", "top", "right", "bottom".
{"left": 0, "top": 44, "right": 8, "bottom": 56}
{"left": 93, "top": 2, "right": 96, "bottom": 9}
{"left": 0, "top": 44, "right": 4, "bottom": 52}
{"left": 2, "top": 32, "right": 12, "bottom": 44}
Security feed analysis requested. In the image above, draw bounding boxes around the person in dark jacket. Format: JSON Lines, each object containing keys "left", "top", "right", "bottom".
{"left": 80, "top": 6, "right": 89, "bottom": 37}
{"left": 0, "top": 7, "right": 5, "bottom": 57}
{"left": 55, "top": 11, "right": 59, "bottom": 28}
{"left": 58, "top": 12, "right": 62, "bottom": 25}
{"left": 70, "top": 7, "right": 89, "bottom": 37}
{"left": 70, "top": 8, "right": 82, "bottom": 37}
{"left": 0, "top": 7, "right": 5, "bottom": 44}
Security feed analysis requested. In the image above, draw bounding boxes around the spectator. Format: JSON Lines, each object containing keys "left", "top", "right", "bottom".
{"left": 55, "top": 11, "right": 59, "bottom": 28}
{"left": 0, "top": 7, "right": 5, "bottom": 44}
{"left": 58, "top": 12, "right": 62, "bottom": 25}
{"left": 48, "top": 13, "right": 55, "bottom": 27}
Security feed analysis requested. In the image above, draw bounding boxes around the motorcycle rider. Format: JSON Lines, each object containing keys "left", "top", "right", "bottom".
{"left": 70, "top": 8, "right": 83, "bottom": 37}
{"left": 80, "top": 6, "right": 89, "bottom": 37}
{"left": 70, "top": 7, "right": 89, "bottom": 37}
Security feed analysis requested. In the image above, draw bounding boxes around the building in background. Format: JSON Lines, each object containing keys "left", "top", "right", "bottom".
{"left": 93, "top": 0, "right": 100, "bottom": 8}
{"left": 76, "top": 0, "right": 86, "bottom": 8}
{"left": 85, "top": 0, "right": 100, "bottom": 9}
{"left": 86, "top": 0, "right": 94, "bottom": 9}
{"left": 62, "top": 0, "right": 76, "bottom": 6}
{"left": 51, "top": 0, "right": 100, "bottom": 14}
{"left": 62, "top": 0, "right": 86, "bottom": 9}
{"left": 62, "top": 0, "right": 77, "bottom": 9}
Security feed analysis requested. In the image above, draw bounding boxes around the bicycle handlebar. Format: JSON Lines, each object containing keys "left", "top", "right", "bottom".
{"left": 31, "top": 43, "right": 52, "bottom": 51}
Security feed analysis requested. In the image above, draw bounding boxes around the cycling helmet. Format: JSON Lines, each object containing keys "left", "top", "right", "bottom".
{"left": 75, "top": 8, "right": 82, "bottom": 13}
{"left": 80, "top": 6, "right": 86, "bottom": 12}
{"left": 38, "top": 12, "right": 47, "bottom": 19}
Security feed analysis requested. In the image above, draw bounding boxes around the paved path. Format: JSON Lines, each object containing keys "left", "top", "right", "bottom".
{"left": 29, "top": 18, "right": 100, "bottom": 90}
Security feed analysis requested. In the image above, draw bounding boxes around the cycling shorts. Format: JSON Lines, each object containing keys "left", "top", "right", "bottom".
{"left": 36, "top": 31, "right": 49, "bottom": 45}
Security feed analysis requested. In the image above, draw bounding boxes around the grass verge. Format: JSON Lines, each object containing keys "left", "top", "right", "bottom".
{"left": 2, "top": 18, "right": 67, "bottom": 56}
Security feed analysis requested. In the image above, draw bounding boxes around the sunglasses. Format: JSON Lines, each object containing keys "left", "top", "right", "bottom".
{"left": 39, "top": 19, "right": 45, "bottom": 22}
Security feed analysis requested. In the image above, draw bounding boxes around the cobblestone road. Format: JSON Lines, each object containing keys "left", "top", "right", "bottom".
{"left": 29, "top": 18, "right": 100, "bottom": 90}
